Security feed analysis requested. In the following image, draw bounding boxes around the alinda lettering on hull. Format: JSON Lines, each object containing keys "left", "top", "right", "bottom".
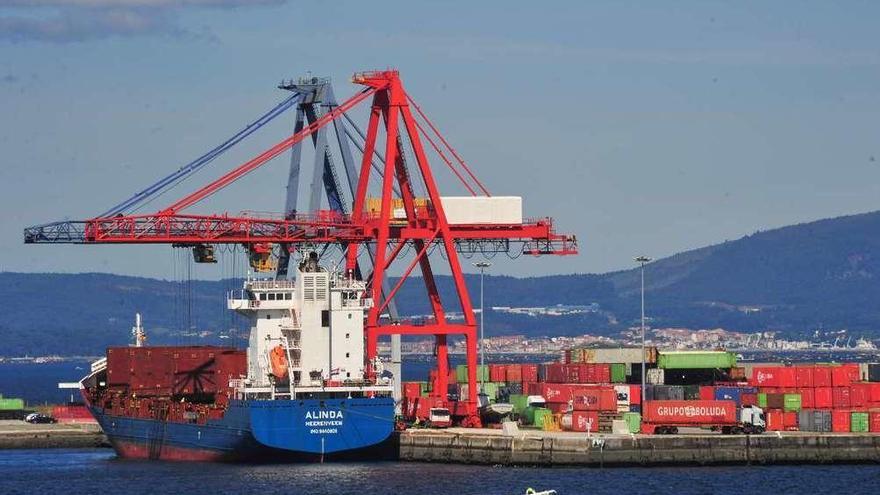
{"left": 305, "top": 410, "right": 344, "bottom": 434}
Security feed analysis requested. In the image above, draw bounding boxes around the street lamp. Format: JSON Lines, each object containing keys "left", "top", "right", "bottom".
{"left": 473, "top": 261, "right": 491, "bottom": 394}
{"left": 634, "top": 255, "right": 652, "bottom": 405}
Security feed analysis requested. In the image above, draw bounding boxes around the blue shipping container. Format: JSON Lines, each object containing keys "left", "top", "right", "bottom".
{"left": 714, "top": 386, "right": 742, "bottom": 405}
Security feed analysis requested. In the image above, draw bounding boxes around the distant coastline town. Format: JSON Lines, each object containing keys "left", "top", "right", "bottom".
{"left": 3, "top": 303, "right": 878, "bottom": 362}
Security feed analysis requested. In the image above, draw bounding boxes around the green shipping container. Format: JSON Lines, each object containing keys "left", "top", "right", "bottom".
{"left": 0, "top": 398, "right": 24, "bottom": 410}
{"left": 610, "top": 363, "right": 627, "bottom": 383}
{"left": 851, "top": 412, "right": 869, "bottom": 433}
{"left": 532, "top": 408, "right": 552, "bottom": 428}
{"left": 757, "top": 393, "right": 767, "bottom": 408}
{"left": 622, "top": 412, "right": 641, "bottom": 433}
{"left": 657, "top": 351, "right": 737, "bottom": 370}
{"left": 456, "top": 364, "right": 489, "bottom": 383}
{"left": 783, "top": 393, "right": 802, "bottom": 412}
{"left": 510, "top": 394, "right": 529, "bottom": 414}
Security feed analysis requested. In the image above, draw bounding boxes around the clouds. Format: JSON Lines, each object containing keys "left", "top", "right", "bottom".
{"left": 0, "top": 0, "right": 286, "bottom": 42}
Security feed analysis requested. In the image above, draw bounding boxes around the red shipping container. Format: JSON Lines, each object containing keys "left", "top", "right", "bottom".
{"left": 751, "top": 367, "right": 796, "bottom": 387}
{"left": 579, "top": 364, "right": 596, "bottom": 384}
{"left": 629, "top": 385, "right": 642, "bottom": 405}
{"left": 564, "top": 364, "right": 582, "bottom": 383}
{"left": 599, "top": 388, "right": 617, "bottom": 411}
{"left": 594, "top": 364, "right": 611, "bottom": 384}
{"left": 699, "top": 386, "right": 714, "bottom": 401}
{"left": 831, "top": 366, "right": 854, "bottom": 387}
{"left": 766, "top": 410, "right": 784, "bottom": 431}
{"left": 870, "top": 412, "right": 880, "bottom": 432}
{"left": 833, "top": 387, "right": 851, "bottom": 409}
{"left": 741, "top": 393, "right": 758, "bottom": 407}
{"left": 867, "top": 383, "right": 880, "bottom": 405}
{"left": 506, "top": 364, "right": 522, "bottom": 383}
{"left": 489, "top": 365, "right": 507, "bottom": 382}
{"left": 563, "top": 350, "right": 572, "bottom": 364}
{"left": 547, "top": 402, "right": 569, "bottom": 414}
{"left": 571, "top": 388, "right": 604, "bottom": 411}
{"left": 642, "top": 400, "right": 736, "bottom": 425}
{"left": 795, "top": 367, "right": 814, "bottom": 388}
{"left": 570, "top": 411, "right": 599, "bottom": 432}
{"left": 832, "top": 410, "right": 851, "bottom": 432}
{"left": 541, "top": 363, "right": 565, "bottom": 383}
{"left": 783, "top": 411, "right": 798, "bottom": 430}
{"left": 842, "top": 364, "right": 860, "bottom": 382}
{"left": 798, "top": 388, "right": 815, "bottom": 409}
{"left": 521, "top": 364, "right": 539, "bottom": 383}
{"left": 529, "top": 383, "right": 575, "bottom": 402}
{"left": 814, "top": 387, "right": 833, "bottom": 408}
{"left": 812, "top": 367, "right": 832, "bottom": 388}
{"left": 850, "top": 383, "right": 868, "bottom": 408}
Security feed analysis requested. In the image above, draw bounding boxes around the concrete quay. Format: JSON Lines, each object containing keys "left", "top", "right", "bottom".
{"left": 398, "top": 427, "right": 880, "bottom": 466}
{"left": 0, "top": 420, "right": 108, "bottom": 450}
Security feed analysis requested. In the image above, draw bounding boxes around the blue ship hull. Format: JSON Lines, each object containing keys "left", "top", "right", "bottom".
{"left": 90, "top": 397, "right": 396, "bottom": 462}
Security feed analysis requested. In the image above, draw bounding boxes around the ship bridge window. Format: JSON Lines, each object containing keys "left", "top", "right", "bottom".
{"left": 285, "top": 293, "right": 292, "bottom": 300}
{"left": 259, "top": 293, "right": 267, "bottom": 301}
{"left": 268, "top": 293, "right": 276, "bottom": 301}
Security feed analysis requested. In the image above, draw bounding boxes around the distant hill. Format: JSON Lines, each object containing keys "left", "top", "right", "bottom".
{"left": 5, "top": 210, "right": 880, "bottom": 355}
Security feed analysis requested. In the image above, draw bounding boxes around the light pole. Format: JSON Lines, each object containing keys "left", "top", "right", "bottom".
{"left": 634, "top": 256, "right": 652, "bottom": 405}
{"left": 473, "top": 261, "right": 491, "bottom": 394}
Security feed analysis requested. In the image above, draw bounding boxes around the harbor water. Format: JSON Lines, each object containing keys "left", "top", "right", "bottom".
{"left": 1, "top": 448, "right": 880, "bottom": 495}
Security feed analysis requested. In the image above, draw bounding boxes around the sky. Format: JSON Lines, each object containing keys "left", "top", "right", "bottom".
{"left": 1, "top": 1, "right": 879, "bottom": 279}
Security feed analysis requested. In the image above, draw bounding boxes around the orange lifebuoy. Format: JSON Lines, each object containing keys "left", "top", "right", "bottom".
{"left": 269, "top": 344, "right": 288, "bottom": 380}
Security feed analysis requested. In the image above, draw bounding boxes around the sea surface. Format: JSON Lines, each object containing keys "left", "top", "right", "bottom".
{"left": 0, "top": 448, "right": 879, "bottom": 495}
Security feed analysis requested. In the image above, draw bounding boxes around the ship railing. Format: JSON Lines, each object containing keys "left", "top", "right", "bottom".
{"left": 246, "top": 279, "right": 297, "bottom": 290}
{"left": 280, "top": 315, "right": 300, "bottom": 330}
{"left": 90, "top": 357, "right": 107, "bottom": 374}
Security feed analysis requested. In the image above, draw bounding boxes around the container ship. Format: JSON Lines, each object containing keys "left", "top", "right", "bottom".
{"left": 80, "top": 253, "right": 396, "bottom": 461}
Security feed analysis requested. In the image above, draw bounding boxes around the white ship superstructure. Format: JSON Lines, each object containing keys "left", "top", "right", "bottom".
{"left": 227, "top": 252, "right": 389, "bottom": 399}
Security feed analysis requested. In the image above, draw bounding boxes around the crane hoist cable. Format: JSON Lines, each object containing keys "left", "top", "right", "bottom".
{"left": 100, "top": 92, "right": 302, "bottom": 218}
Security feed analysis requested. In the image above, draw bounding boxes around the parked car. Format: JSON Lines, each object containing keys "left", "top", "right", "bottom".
{"left": 24, "top": 413, "right": 57, "bottom": 424}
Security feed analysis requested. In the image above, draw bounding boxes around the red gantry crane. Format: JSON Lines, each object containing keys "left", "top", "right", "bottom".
{"left": 24, "top": 70, "right": 577, "bottom": 426}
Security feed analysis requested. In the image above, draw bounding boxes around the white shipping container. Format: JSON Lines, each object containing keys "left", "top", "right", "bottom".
{"left": 582, "top": 348, "right": 654, "bottom": 364}
{"left": 647, "top": 368, "right": 665, "bottom": 385}
{"left": 440, "top": 196, "right": 523, "bottom": 225}
{"left": 615, "top": 385, "right": 631, "bottom": 412}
